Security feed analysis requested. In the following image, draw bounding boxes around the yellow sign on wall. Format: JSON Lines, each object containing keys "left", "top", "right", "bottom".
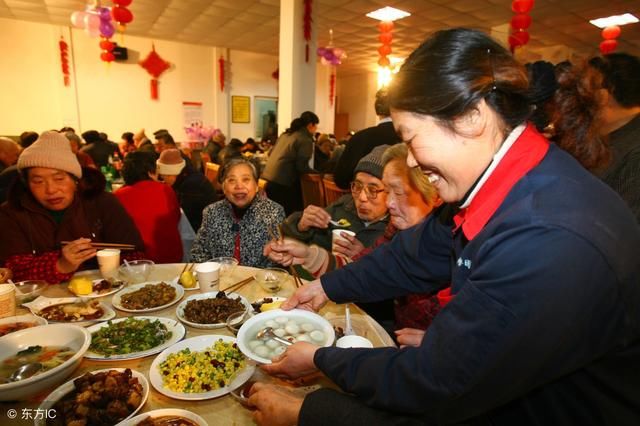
{"left": 231, "top": 96, "right": 250, "bottom": 123}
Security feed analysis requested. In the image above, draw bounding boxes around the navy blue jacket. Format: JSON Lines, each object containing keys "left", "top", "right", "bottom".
{"left": 314, "top": 144, "right": 640, "bottom": 425}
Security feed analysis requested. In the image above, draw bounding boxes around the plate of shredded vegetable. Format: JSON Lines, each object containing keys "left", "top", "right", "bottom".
{"left": 84, "top": 316, "right": 186, "bottom": 360}
{"left": 112, "top": 281, "right": 184, "bottom": 313}
{"left": 149, "top": 335, "right": 255, "bottom": 400}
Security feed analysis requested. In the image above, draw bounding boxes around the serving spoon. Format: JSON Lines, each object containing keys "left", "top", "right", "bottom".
{"left": 0, "top": 362, "right": 43, "bottom": 384}
{"left": 256, "top": 327, "right": 293, "bottom": 346}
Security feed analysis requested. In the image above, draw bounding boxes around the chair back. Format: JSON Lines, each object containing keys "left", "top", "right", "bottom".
{"left": 322, "top": 175, "right": 349, "bottom": 206}
{"left": 301, "top": 174, "right": 326, "bottom": 207}
{"left": 204, "top": 162, "right": 221, "bottom": 191}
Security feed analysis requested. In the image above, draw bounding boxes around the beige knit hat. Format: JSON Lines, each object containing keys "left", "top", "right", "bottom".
{"left": 17, "top": 131, "right": 82, "bottom": 178}
{"left": 156, "top": 148, "right": 185, "bottom": 175}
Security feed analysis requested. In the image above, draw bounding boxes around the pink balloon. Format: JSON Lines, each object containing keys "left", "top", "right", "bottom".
{"left": 333, "top": 48, "right": 345, "bottom": 58}
{"left": 317, "top": 47, "right": 327, "bottom": 56}
{"left": 99, "top": 7, "right": 112, "bottom": 20}
{"left": 70, "top": 11, "right": 87, "bottom": 29}
{"left": 84, "top": 13, "right": 101, "bottom": 37}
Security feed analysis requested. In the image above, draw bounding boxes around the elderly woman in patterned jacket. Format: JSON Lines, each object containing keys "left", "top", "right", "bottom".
{"left": 190, "top": 157, "right": 285, "bottom": 268}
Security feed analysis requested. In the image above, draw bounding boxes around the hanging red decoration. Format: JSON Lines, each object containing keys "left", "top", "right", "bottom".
{"left": 139, "top": 44, "right": 171, "bottom": 100}
{"left": 59, "top": 37, "right": 70, "bottom": 87}
{"left": 271, "top": 68, "right": 279, "bottom": 80}
{"left": 601, "top": 25, "right": 621, "bottom": 40}
{"left": 599, "top": 39, "right": 618, "bottom": 54}
{"left": 377, "top": 20, "right": 394, "bottom": 69}
{"left": 303, "top": 0, "right": 313, "bottom": 62}
{"left": 99, "top": 37, "right": 115, "bottom": 63}
{"left": 111, "top": 0, "right": 134, "bottom": 35}
{"left": 509, "top": 0, "right": 534, "bottom": 53}
{"left": 510, "top": 13, "right": 532, "bottom": 30}
{"left": 218, "top": 56, "right": 225, "bottom": 92}
{"left": 329, "top": 70, "right": 336, "bottom": 107}
{"left": 599, "top": 25, "right": 621, "bottom": 54}
{"left": 511, "top": 0, "right": 534, "bottom": 13}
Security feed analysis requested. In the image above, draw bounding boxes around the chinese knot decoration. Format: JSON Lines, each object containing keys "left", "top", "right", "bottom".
{"left": 139, "top": 45, "right": 171, "bottom": 100}
{"left": 600, "top": 25, "right": 620, "bottom": 54}
{"left": 317, "top": 30, "right": 346, "bottom": 107}
{"left": 70, "top": 1, "right": 134, "bottom": 63}
{"left": 59, "top": 37, "right": 70, "bottom": 87}
{"left": 377, "top": 21, "right": 394, "bottom": 67}
{"left": 303, "top": 0, "right": 313, "bottom": 62}
{"left": 508, "top": 0, "right": 534, "bottom": 52}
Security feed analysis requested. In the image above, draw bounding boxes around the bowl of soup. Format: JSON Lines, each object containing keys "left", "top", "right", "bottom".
{"left": 0, "top": 323, "right": 90, "bottom": 401}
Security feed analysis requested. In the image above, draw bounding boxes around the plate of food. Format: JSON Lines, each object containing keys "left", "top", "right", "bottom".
{"left": 23, "top": 296, "right": 116, "bottom": 326}
{"left": 67, "top": 276, "right": 126, "bottom": 298}
{"left": 117, "top": 408, "right": 207, "bottom": 426}
{"left": 149, "top": 335, "right": 255, "bottom": 400}
{"left": 0, "top": 314, "right": 47, "bottom": 338}
{"left": 84, "top": 316, "right": 186, "bottom": 361}
{"left": 35, "top": 368, "right": 149, "bottom": 426}
{"left": 112, "top": 281, "right": 184, "bottom": 313}
{"left": 176, "top": 291, "right": 251, "bottom": 329}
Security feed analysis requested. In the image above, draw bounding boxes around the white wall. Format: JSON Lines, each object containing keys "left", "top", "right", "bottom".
{"left": 336, "top": 72, "right": 377, "bottom": 133}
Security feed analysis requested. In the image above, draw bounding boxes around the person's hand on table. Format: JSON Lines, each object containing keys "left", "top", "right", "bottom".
{"left": 395, "top": 328, "right": 426, "bottom": 348}
{"left": 57, "top": 238, "right": 97, "bottom": 274}
{"left": 248, "top": 382, "right": 304, "bottom": 426}
{"left": 332, "top": 232, "right": 365, "bottom": 259}
{"left": 261, "top": 342, "right": 320, "bottom": 380}
{"left": 297, "top": 205, "right": 331, "bottom": 232}
{"left": 0, "top": 268, "right": 12, "bottom": 283}
{"left": 263, "top": 238, "right": 310, "bottom": 267}
{"left": 282, "top": 279, "right": 329, "bottom": 312}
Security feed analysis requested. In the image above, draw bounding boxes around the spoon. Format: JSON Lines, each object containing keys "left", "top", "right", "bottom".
{"left": 344, "top": 304, "right": 355, "bottom": 336}
{"left": 0, "top": 362, "right": 43, "bottom": 384}
{"left": 256, "top": 327, "right": 293, "bottom": 346}
{"left": 329, "top": 219, "right": 350, "bottom": 228}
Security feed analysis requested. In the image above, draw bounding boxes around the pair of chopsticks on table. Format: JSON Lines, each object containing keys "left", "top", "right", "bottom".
{"left": 61, "top": 241, "right": 136, "bottom": 251}
{"left": 221, "top": 275, "right": 255, "bottom": 293}
{"left": 268, "top": 224, "right": 304, "bottom": 289}
{"left": 180, "top": 263, "right": 195, "bottom": 274}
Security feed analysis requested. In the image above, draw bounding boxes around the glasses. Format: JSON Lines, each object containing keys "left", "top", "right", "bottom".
{"left": 350, "top": 181, "right": 385, "bottom": 200}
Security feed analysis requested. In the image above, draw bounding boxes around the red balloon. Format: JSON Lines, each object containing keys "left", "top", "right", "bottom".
{"left": 100, "top": 40, "right": 115, "bottom": 51}
{"left": 378, "top": 44, "right": 392, "bottom": 56}
{"left": 378, "top": 21, "right": 394, "bottom": 33}
{"left": 378, "top": 32, "right": 393, "bottom": 44}
{"left": 512, "top": 0, "right": 534, "bottom": 14}
{"left": 601, "top": 25, "right": 621, "bottom": 40}
{"left": 600, "top": 39, "right": 618, "bottom": 54}
{"left": 378, "top": 56, "right": 390, "bottom": 67}
{"left": 101, "top": 52, "right": 115, "bottom": 62}
{"left": 510, "top": 13, "right": 532, "bottom": 30}
{"left": 113, "top": 0, "right": 132, "bottom": 6}
{"left": 112, "top": 6, "right": 134, "bottom": 24}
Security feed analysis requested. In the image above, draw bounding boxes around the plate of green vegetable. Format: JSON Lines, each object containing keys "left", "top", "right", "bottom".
{"left": 84, "top": 316, "right": 186, "bottom": 360}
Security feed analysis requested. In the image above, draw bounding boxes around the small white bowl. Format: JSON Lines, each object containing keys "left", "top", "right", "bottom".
{"left": 237, "top": 309, "right": 335, "bottom": 364}
{"left": 0, "top": 314, "right": 47, "bottom": 338}
{"left": 336, "top": 335, "right": 373, "bottom": 348}
{"left": 0, "top": 324, "right": 90, "bottom": 401}
{"left": 117, "top": 408, "right": 207, "bottom": 426}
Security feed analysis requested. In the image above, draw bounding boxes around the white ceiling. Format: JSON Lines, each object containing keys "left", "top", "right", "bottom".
{"left": 1, "top": 0, "right": 639, "bottom": 74}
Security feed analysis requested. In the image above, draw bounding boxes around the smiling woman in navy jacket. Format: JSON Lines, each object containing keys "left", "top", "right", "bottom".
{"left": 247, "top": 28, "right": 640, "bottom": 426}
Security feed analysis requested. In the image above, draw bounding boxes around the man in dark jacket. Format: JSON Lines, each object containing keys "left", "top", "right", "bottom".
{"left": 80, "top": 130, "right": 120, "bottom": 168}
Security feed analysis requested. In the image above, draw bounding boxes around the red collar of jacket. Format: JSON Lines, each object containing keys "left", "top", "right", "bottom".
{"left": 453, "top": 123, "right": 549, "bottom": 241}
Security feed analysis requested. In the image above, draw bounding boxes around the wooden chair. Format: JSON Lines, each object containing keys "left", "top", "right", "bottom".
{"left": 258, "top": 178, "right": 268, "bottom": 197}
{"left": 204, "top": 162, "right": 221, "bottom": 191}
{"left": 322, "top": 175, "right": 349, "bottom": 206}
{"left": 301, "top": 174, "right": 326, "bottom": 208}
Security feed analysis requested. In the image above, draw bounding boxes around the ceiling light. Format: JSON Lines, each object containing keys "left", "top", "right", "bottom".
{"left": 366, "top": 7, "right": 411, "bottom": 22}
{"left": 589, "top": 13, "right": 639, "bottom": 28}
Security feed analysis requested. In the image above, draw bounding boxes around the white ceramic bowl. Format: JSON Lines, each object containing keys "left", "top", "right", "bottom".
{"left": 336, "top": 335, "right": 373, "bottom": 348}
{"left": 0, "top": 314, "right": 47, "bottom": 338}
{"left": 118, "top": 260, "right": 155, "bottom": 284}
{"left": 236, "top": 309, "right": 335, "bottom": 364}
{"left": 0, "top": 324, "right": 91, "bottom": 401}
{"left": 13, "top": 280, "right": 47, "bottom": 305}
{"left": 117, "top": 408, "right": 208, "bottom": 426}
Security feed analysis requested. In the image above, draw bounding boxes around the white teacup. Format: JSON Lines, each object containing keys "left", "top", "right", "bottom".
{"left": 331, "top": 229, "right": 356, "bottom": 255}
{"left": 195, "top": 262, "right": 221, "bottom": 294}
{"left": 336, "top": 335, "right": 373, "bottom": 348}
{"left": 96, "top": 249, "right": 121, "bottom": 279}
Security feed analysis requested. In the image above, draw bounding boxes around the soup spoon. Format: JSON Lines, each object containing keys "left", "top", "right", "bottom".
{"left": 256, "top": 327, "right": 293, "bottom": 346}
{"left": 329, "top": 219, "right": 350, "bottom": 228}
{"left": 0, "top": 362, "right": 43, "bottom": 384}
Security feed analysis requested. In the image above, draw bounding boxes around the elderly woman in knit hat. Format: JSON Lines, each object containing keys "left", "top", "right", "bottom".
{"left": 156, "top": 148, "right": 217, "bottom": 231}
{"left": 0, "top": 131, "right": 144, "bottom": 283}
{"left": 190, "top": 157, "right": 285, "bottom": 268}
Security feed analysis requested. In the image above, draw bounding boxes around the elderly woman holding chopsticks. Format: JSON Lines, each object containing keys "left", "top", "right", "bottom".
{"left": 0, "top": 131, "right": 144, "bottom": 283}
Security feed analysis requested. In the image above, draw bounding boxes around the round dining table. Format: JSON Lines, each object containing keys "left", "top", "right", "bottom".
{"left": 1, "top": 264, "right": 395, "bottom": 425}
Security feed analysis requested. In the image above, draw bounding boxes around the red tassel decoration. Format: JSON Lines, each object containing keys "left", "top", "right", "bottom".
{"left": 59, "top": 37, "right": 70, "bottom": 87}
{"left": 303, "top": 0, "right": 312, "bottom": 62}
{"left": 219, "top": 56, "right": 225, "bottom": 91}
{"left": 150, "top": 79, "right": 158, "bottom": 100}
{"left": 329, "top": 70, "right": 336, "bottom": 107}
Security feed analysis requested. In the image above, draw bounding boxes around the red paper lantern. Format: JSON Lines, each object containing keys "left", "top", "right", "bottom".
{"left": 378, "top": 45, "right": 392, "bottom": 56}
{"left": 510, "top": 13, "right": 532, "bottom": 30}
{"left": 112, "top": 0, "right": 132, "bottom": 6}
{"left": 378, "top": 21, "right": 394, "bottom": 32}
{"left": 112, "top": 6, "right": 133, "bottom": 24}
{"left": 378, "top": 56, "right": 390, "bottom": 67}
{"left": 600, "top": 39, "right": 618, "bottom": 54}
{"left": 512, "top": 30, "right": 530, "bottom": 45}
{"left": 99, "top": 40, "right": 115, "bottom": 51}
{"left": 601, "top": 25, "right": 621, "bottom": 40}
{"left": 101, "top": 52, "right": 115, "bottom": 62}
{"left": 511, "top": 0, "right": 534, "bottom": 14}
{"left": 378, "top": 32, "right": 392, "bottom": 44}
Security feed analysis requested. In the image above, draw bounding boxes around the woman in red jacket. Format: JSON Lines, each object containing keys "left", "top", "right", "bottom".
{"left": 115, "top": 151, "right": 183, "bottom": 263}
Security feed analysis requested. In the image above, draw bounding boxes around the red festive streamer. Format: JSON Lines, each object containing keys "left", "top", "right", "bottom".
{"left": 151, "top": 79, "right": 158, "bottom": 100}
{"left": 59, "top": 37, "right": 70, "bottom": 87}
{"left": 329, "top": 70, "right": 336, "bottom": 107}
{"left": 303, "top": 0, "right": 312, "bottom": 62}
{"left": 219, "top": 57, "right": 225, "bottom": 91}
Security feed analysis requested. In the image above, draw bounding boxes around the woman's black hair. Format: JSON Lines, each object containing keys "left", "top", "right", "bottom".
{"left": 388, "top": 28, "right": 530, "bottom": 133}
{"left": 121, "top": 132, "right": 134, "bottom": 144}
{"left": 218, "top": 157, "right": 259, "bottom": 184}
{"left": 121, "top": 151, "right": 156, "bottom": 185}
{"left": 588, "top": 53, "right": 640, "bottom": 108}
{"left": 286, "top": 111, "right": 319, "bottom": 134}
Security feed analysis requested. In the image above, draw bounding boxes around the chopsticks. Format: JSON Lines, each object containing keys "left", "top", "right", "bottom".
{"left": 268, "top": 225, "right": 303, "bottom": 288}
{"left": 180, "top": 263, "right": 195, "bottom": 274}
{"left": 221, "top": 276, "right": 255, "bottom": 293}
{"left": 60, "top": 241, "right": 136, "bottom": 251}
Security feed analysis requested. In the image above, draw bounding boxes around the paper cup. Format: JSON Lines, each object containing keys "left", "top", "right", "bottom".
{"left": 96, "top": 249, "right": 121, "bottom": 279}
{"left": 0, "top": 284, "right": 16, "bottom": 318}
{"left": 331, "top": 229, "right": 356, "bottom": 255}
{"left": 195, "top": 262, "right": 220, "bottom": 294}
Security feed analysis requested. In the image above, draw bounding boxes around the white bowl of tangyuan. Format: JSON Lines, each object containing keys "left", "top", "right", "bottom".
{"left": 237, "top": 309, "right": 335, "bottom": 364}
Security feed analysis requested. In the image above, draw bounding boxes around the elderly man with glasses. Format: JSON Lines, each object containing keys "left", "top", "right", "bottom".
{"left": 280, "top": 145, "right": 391, "bottom": 260}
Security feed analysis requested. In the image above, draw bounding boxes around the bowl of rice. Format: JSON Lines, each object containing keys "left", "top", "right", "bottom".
{"left": 149, "top": 335, "right": 255, "bottom": 400}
